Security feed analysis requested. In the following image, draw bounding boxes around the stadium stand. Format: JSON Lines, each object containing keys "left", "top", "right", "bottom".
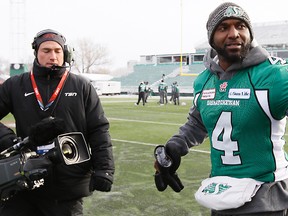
{"left": 114, "top": 21, "right": 288, "bottom": 95}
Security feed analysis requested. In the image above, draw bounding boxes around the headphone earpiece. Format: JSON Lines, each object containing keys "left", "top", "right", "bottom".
{"left": 63, "top": 45, "right": 74, "bottom": 65}
{"left": 32, "top": 39, "right": 37, "bottom": 50}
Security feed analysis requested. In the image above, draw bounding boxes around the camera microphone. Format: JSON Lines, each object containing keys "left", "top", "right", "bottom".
{"left": 29, "top": 117, "right": 66, "bottom": 147}
{"left": 51, "top": 64, "right": 69, "bottom": 70}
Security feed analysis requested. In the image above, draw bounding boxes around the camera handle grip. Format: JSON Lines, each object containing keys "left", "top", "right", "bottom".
{"left": 0, "top": 137, "right": 29, "bottom": 156}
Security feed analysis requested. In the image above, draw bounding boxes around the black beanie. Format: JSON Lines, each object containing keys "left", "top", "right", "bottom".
{"left": 32, "top": 29, "right": 66, "bottom": 53}
{"left": 206, "top": 2, "right": 253, "bottom": 47}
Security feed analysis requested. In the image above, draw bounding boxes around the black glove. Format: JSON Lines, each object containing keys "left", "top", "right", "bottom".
{"left": 0, "top": 123, "right": 17, "bottom": 152}
{"left": 0, "top": 136, "right": 18, "bottom": 153}
{"left": 154, "top": 144, "right": 184, "bottom": 192}
{"left": 89, "top": 173, "right": 112, "bottom": 192}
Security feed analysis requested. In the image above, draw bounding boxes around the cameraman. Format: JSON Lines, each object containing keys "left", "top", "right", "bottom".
{"left": 0, "top": 29, "right": 115, "bottom": 216}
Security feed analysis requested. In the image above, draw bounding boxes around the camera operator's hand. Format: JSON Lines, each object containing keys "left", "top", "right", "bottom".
{"left": 154, "top": 144, "right": 184, "bottom": 192}
{"left": 89, "top": 173, "right": 112, "bottom": 192}
{"left": 0, "top": 123, "right": 18, "bottom": 152}
{"left": 0, "top": 136, "right": 19, "bottom": 153}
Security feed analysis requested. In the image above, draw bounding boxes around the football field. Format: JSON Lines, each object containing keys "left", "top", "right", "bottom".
{"left": 4, "top": 95, "right": 287, "bottom": 215}
{"left": 83, "top": 96, "right": 212, "bottom": 216}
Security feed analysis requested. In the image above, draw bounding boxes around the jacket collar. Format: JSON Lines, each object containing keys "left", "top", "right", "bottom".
{"left": 32, "top": 59, "right": 66, "bottom": 78}
{"left": 203, "top": 40, "right": 269, "bottom": 80}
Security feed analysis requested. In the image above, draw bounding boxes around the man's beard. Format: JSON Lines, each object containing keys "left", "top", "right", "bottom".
{"left": 214, "top": 43, "right": 251, "bottom": 63}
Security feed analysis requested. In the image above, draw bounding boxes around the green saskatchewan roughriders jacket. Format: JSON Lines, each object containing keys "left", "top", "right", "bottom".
{"left": 165, "top": 43, "right": 288, "bottom": 213}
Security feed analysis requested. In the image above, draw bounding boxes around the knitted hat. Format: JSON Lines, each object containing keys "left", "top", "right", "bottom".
{"left": 206, "top": 2, "right": 253, "bottom": 47}
{"left": 32, "top": 29, "right": 66, "bottom": 52}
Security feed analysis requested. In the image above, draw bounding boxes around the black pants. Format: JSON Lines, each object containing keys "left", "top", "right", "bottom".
{"left": 173, "top": 95, "right": 179, "bottom": 105}
{"left": 0, "top": 191, "right": 83, "bottom": 216}
{"left": 137, "top": 92, "right": 145, "bottom": 105}
{"left": 159, "top": 91, "right": 167, "bottom": 104}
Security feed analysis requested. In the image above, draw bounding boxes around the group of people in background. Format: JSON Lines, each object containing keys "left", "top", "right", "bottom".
{"left": 135, "top": 79, "right": 180, "bottom": 106}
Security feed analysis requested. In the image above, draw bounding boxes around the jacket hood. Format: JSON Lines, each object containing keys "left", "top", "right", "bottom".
{"left": 32, "top": 59, "right": 66, "bottom": 78}
{"left": 203, "top": 40, "right": 270, "bottom": 79}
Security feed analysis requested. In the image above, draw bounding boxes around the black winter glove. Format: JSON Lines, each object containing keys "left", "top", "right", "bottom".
{"left": 0, "top": 136, "right": 18, "bottom": 153}
{"left": 89, "top": 173, "right": 112, "bottom": 192}
{"left": 0, "top": 123, "right": 17, "bottom": 152}
{"left": 154, "top": 144, "right": 184, "bottom": 192}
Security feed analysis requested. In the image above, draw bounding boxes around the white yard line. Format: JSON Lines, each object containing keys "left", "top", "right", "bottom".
{"left": 111, "top": 138, "right": 210, "bottom": 154}
{"left": 108, "top": 117, "right": 183, "bottom": 126}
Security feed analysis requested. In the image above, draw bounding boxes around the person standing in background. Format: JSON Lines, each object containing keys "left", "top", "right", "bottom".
{"left": 173, "top": 82, "right": 180, "bottom": 105}
{"left": 158, "top": 79, "right": 168, "bottom": 105}
{"left": 169, "top": 82, "right": 176, "bottom": 103}
{"left": 135, "top": 81, "right": 146, "bottom": 106}
{"left": 144, "top": 81, "right": 151, "bottom": 103}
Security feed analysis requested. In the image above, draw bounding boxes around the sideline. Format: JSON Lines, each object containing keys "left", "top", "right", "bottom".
{"left": 111, "top": 138, "right": 210, "bottom": 154}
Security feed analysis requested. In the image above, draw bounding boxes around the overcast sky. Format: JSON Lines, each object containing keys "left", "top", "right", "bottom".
{"left": 0, "top": 0, "right": 287, "bottom": 70}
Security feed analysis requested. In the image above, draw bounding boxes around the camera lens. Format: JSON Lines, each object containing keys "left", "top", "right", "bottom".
{"left": 59, "top": 137, "right": 80, "bottom": 165}
{"left": 62, "top": 143, "right": 75, "bottom": 159}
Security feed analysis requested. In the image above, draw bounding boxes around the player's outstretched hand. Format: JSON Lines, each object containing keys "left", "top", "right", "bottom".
{"left": 153, "top": 145, "right": 184, "bottom": 192}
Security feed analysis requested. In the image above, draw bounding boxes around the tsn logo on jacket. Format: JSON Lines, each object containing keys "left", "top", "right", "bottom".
{"left": 65, "top": 92, "right": 77, "bottom": 97}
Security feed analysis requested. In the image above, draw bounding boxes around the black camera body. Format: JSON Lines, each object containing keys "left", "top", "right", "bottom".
{"left": 0, "top": 132, "right": 90, "bottom": 201}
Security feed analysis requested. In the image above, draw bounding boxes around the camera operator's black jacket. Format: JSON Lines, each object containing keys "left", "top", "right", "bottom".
{"left": 0, "top": 61, "right": 114, "bottom": 201}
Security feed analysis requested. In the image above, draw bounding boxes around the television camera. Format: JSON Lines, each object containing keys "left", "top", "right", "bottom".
{"left": 0, "top": 130, "right": 90, "bottom": 202}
